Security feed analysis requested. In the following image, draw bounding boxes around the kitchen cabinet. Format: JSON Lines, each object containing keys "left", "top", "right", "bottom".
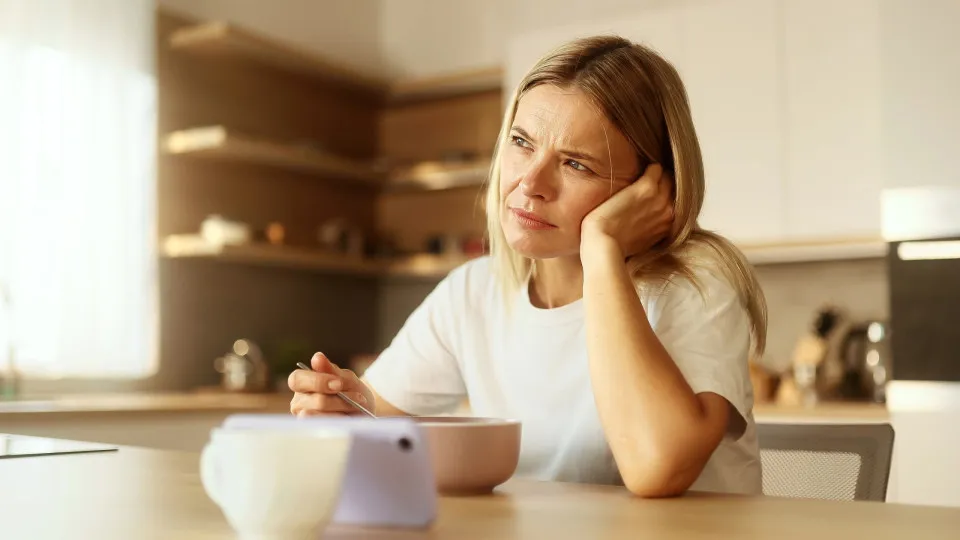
{"left": 781, "top": 0, "right": 882, "bottom": 241}
{"left": 678, "top": 0, "right": 784, "bottom": 244}
{"left": 878, "top": 0, "right": 960, "bottom": 191}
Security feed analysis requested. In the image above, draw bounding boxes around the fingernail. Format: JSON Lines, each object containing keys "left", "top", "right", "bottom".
{"left": 359, "top": 395, "right": 368, "bottom": 404}
{"left": 328, "top": 379, "right": 342, "bottom": 391}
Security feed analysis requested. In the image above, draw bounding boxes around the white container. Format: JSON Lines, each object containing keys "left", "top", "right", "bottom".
{"left": 200, "top": 214, "right": 251, "bottom": 246}
{"left": 200, "top": 427, "right": 352, "bottom": 539}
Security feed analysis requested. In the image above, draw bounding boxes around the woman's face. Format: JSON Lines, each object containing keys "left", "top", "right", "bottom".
{"left": 499, "top": 84, "right": 640, "bottom": 259}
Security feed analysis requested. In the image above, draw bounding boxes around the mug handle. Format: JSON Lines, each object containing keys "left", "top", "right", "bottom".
{"left": 200, "top": 443, "right": 223, "bottom": 507}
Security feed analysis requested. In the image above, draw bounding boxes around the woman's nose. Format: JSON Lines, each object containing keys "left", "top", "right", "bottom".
{"left": 519, "top": 160, "right": 557, "bottom": 201}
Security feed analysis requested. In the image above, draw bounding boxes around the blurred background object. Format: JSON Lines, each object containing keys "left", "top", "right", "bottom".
{"left": 213, "top": 339, "right": 270, "bottom": 393}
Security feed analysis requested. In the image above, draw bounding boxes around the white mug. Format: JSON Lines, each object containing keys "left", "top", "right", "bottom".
{"left": 200, "top": 427, "right": 352, "bottom": 540}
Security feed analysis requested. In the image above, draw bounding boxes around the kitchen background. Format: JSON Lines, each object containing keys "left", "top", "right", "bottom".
{"left": 154, "top": 0, "right": 900, "bottom": 397}
{"left": 0, "top": 0, "right": 933, "bottom": 396}
{"left": 1, "top": 0, "right": 958, "bottom": 506}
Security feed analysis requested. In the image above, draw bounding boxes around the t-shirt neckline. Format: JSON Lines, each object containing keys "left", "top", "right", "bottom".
{"left": 516, "top": 277, "right": 585, "bottom": 326}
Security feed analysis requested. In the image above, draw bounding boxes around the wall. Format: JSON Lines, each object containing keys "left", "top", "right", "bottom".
{"left": 379, "top": 0, "right": 687, "bottom": 79}
{"left": 754, "top": 258, "right": 888, "bottom": 372}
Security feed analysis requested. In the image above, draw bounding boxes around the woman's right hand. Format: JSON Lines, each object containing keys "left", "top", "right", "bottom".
{"left": 288, "top": 352, "right": 374, "bottom": 417}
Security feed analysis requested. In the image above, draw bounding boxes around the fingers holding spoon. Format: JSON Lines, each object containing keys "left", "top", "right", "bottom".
{"left": 296, "top": 362, "right": 377, "bottom": 418}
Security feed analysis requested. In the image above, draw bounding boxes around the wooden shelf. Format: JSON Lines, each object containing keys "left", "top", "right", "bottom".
{"left": 742, "top": 238, "right": 887, "bottom": 265}
{"left": 168, "top": 21, "right": 387, "bottom": 96}
{"left": 161, "top": 235, "right": 382, "bottom": 275}
{"left": 161, "top": 235, "right": 473, "bottom": 279}
{"left": 382, "top": 253, "right": 474, "bottom": 278}
{"left": 385, "top": 160, "right": 490, "bottom": 192}
{"left": 163, "top": 126, "right": 383, "bottom": 185}
{"left": 389, "top": 66, "right": 504, "bottom": 104}
{"left": 168, "top": 21, "right": 504, "bottom": 103}
{"left": 163, "top": 126, "right": 491, "bottom": 192}
{"left": 168, "top": 22, "right": 503, "bottom": 104}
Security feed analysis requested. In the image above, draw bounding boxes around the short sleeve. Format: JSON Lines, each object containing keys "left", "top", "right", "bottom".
{"left": 646, "top": 268, "right": 755, "bottom": 439}
{"left": 361, "top": 268, "right": 468, "bottom": 416}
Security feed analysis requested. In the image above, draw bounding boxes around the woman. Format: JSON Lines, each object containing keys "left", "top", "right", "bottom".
{"left": 289, "top": 35, "right": 767, "bottom": 498}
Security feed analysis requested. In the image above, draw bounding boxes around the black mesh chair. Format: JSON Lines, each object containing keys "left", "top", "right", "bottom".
{"left": 757, "top": 423, "right": 895, "bottom": 502}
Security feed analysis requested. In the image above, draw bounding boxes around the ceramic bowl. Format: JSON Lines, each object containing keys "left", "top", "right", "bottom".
{"left": 414, "top": 416, "right": 522, "bottom": 495}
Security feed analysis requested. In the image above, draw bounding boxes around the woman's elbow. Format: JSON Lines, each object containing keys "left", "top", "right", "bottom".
{"left": 620, "top": 454, "right": 704, "bottom": 498}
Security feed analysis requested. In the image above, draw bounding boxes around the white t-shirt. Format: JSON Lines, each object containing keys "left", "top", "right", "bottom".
{"left": 362, "top": 255, "right": 762, "bottom": 495}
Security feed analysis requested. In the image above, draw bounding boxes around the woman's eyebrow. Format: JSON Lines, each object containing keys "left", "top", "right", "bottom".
{"left": 510, "top": 126, "right": 536, "bottom": 141}
{"left": 560, "top": 147, "right": 603, "bottom": 165}
{"left": 510, "top": 126, "right": 604, "bottom": 165}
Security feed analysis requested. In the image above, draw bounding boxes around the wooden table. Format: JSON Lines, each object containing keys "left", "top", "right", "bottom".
{"left": 1, "top": 442, "right": 958, "bottom": 539}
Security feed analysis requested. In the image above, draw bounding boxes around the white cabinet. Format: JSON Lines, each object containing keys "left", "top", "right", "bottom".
{"left": 678, "top": 0, "right": 784, "bottom": 244}
{"left": 878, "top": 0, "right": 960, "bottom": 190}
{"left": 676, "top": 0, "right": 885, "bottom": 245}
{"left": 782, "top": 0, "right": 882, "bottom": 241}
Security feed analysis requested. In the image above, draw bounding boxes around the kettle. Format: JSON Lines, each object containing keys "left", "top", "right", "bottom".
{"left": 837, "top": 321, "right": 892, "bottom": 403}
{"left": 214, "top": 339, "right": 270, "bottom": 393}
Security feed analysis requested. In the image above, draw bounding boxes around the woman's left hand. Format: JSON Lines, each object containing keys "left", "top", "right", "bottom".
{"left": 580, "top": 163, "right": 675, "bottom": 259}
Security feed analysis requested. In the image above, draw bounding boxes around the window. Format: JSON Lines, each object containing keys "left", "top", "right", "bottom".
{"left": 0, "top": 0, "right": 158, "bottom": 378}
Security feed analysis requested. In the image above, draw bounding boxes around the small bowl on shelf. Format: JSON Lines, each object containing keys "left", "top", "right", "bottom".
{"left": 414, "top": 416, "right": 522, "bottom": 495}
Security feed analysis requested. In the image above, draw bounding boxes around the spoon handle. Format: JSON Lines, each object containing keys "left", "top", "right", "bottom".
{"left": 296, "top": 362, "right": 376, "bottom": 418}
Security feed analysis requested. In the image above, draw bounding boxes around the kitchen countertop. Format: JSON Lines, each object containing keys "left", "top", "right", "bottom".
{"left": 754, "top": 401, "right": 889, "bottom": 422}
{"left": 0, "top": 390, "right": 292, "bottom": 416}
{"left": 1, "top": 439, "right": 957, "bottom": 539}
{"left": 0, "top": 391, "right": 889, "bottom": 421}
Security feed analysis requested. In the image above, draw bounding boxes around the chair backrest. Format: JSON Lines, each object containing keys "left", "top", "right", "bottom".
{"left": 757, "top": 423, "right": 895, "bottom": 502}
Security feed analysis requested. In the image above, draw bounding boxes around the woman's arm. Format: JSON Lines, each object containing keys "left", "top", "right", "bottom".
{"left": 581, "top": 233, "right": 729, "bottom": 497}
{"left": 362, "top": 377, "right": 414, "bottom": 417}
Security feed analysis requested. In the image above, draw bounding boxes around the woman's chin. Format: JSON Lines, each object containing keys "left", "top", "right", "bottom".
{"left": 506, "top": 236, "right": 575, "bottom": 260}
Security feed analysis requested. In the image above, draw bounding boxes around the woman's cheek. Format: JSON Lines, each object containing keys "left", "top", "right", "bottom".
{"left": 570, "top": 183, "right": 613, "bottom": 222}
{"left": 499, "top": 159, "right": 523, "bottom": 201}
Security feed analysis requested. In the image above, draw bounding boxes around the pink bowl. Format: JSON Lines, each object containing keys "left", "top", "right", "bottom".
{"left": 414, "top": 416, "right": 521, "bottom": 495}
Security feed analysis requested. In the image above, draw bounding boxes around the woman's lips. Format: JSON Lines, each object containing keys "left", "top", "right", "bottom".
{"left": 511, "top": 209, "right": 556, "bottom": 230}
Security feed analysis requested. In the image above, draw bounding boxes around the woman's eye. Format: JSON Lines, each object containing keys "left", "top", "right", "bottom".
{"left": 512, "top": 136, "right": 531, "bottom": 149}
{"left": 566, "top": 159, "right": 589, "bottom": 172}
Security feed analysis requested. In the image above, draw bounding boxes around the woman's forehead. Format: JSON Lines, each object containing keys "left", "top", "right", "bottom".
{"left": 514, "top": 84, "right": 637, "bottom": 172}
{"left": 515, "top": 85, "right": 610, "bottom": 143}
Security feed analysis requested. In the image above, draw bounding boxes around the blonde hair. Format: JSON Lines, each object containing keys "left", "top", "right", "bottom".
{"left": 484, "top": 35, "right": 767, "bottom": 358}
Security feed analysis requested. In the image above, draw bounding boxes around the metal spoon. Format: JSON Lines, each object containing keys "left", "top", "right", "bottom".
{"left": 296, "top": 362, "right": 376, "bottom": 418}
